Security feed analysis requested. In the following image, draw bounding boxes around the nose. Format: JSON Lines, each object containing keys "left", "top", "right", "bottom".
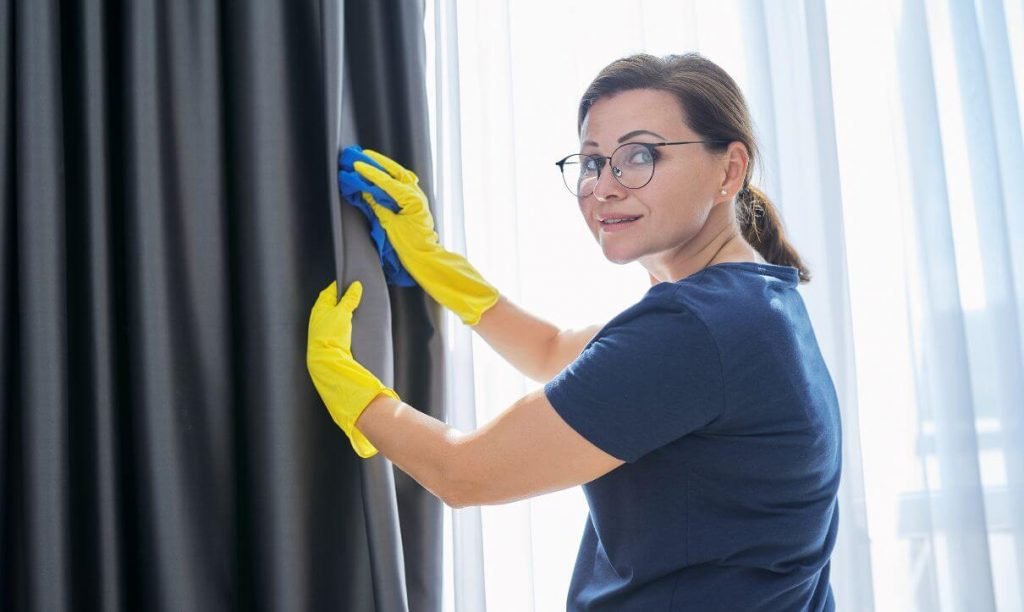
{"left": 591, "top": 166, "right": 626, "bottom": 202}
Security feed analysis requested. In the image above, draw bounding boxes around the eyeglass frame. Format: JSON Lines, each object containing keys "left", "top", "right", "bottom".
{"left": 554, "top": 140, "right": 730, "bottom": 197}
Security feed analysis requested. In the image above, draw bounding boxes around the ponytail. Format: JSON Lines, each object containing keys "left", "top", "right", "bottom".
{"left": 737, "top": 185, "right": 811, "bottom": 283}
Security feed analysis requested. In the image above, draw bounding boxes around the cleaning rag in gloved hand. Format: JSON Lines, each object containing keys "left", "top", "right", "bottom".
{"left": 337, "top": 145, "right": 416, "bottom": 286}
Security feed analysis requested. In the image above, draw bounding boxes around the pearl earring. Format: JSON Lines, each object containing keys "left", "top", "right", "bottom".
{"left": 720, "top": 189, "right": 727, "bottom": 196}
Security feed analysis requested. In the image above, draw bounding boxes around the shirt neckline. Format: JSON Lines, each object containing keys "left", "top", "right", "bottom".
{"left": 683, "top": 261, "right": 801, "bottom": 285}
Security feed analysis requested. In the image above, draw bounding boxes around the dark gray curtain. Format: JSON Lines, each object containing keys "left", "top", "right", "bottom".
{"left": 0, "top": 0, "right": 443, "bottom": 610}
{"left": 340, "top": 3, "right": 445, "bottom": 612}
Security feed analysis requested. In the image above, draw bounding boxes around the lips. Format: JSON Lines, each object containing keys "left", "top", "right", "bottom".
{"left": 598, "top": 214, "right": 642, "bottom": 232}
{"left": 599, "top": 214, "right": 643, "bottom": 226}
{"left": 598, "top": 215, "right": 638, "bottom": 225}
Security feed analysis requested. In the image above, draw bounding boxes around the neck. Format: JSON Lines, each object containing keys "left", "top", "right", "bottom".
{"left": 642, "top": 206, "right": 762, "bottom": 283}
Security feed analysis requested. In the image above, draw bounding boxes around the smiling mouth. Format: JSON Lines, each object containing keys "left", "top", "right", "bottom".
{"left": 600, "top": 216, "right": 642, "bottom": 228}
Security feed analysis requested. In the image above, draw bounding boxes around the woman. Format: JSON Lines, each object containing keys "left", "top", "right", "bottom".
{"left": 307, "top": 52, "right": 840, "bottom": 611}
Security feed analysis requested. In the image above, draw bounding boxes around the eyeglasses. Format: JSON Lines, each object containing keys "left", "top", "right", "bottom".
{"left": 554, "top": 140, "right": 727, "bottom": 197}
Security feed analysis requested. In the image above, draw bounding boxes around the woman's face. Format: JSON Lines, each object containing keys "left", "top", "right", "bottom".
{"left": 577, "top": 88, "right": 728, "bottom": 272}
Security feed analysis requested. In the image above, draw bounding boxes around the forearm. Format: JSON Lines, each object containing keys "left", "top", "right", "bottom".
{"left": 354, "top": 393, "right": 468, "bottom": 507}
{"left": 471, "top": 295, "right": 561, "bottom": 383}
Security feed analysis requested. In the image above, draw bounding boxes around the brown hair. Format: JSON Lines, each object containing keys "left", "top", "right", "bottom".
{"left": 578, "top": 52, "right": 811, "bottom": 283}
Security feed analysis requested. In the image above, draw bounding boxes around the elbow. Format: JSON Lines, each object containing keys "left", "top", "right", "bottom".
{"left": 530, "top": 359, "right": 560, "bottom": 384}
{"left": 443, "top": 495, "right": 469, "bottom": 510}
{"left": 439, "top": 436, "right": 486, "bottom": 509}
{"left": 440, "top": 470, "right": 469, "bottom": 509}
{"left": 441, "top": 480, "right": 477, "bottom": 510}
{"left": 526, "top": 372, "right": 551, "bottom": 386}
{"left": 445, "top": 485, "right": 491, "bottom": 509}
{"left": 528, "top": 357, "right": 556, "bottom": 385}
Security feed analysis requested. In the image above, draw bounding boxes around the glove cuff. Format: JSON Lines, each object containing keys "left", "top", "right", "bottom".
{"left": 408, "top": 246, "right": 501, "bottom": 325}
{"left": 460, "top": 290, "right": 501, "bottom": 326}
{"left": 348, "top": 386, "right": 402, "bottom": 458}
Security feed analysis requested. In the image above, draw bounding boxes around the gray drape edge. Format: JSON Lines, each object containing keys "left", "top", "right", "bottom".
{"left": 320, "top": 1, "right": 410, "bottom": 612}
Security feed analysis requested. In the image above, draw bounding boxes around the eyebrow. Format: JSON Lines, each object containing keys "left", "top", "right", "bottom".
{"left": 582, "top": 129, "right": 667, "bottom": 148}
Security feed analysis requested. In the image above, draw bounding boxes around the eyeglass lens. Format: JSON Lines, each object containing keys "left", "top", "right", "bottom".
{"left": 560, "top": 143, "right": 655, "bottom": 197}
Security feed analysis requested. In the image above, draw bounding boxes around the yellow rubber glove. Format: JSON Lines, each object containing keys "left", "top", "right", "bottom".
{"left": 307, "top": 280, "right": 401, "bottom": 458}
{"left": 353, "top": 150, "right": 500, "bottom": 326}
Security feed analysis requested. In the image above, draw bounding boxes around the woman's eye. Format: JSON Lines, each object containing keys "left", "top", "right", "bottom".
{"left": 629, "top": 148, "right": 654, "bottom": 165}
{"left": 582, "top": 157, "right": 601, "bottom": 174}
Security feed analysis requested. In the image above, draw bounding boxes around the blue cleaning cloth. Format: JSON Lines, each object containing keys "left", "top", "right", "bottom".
{"left": 338, "top": 145, "right": 417, "bottom": 287}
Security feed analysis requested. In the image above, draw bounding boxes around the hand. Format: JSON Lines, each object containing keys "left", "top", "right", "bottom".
{"left": 353, "top": 150, "right": 500, "bottom": 326}
{"left": 307, "top": 280, "right": 400, "bottom": 458}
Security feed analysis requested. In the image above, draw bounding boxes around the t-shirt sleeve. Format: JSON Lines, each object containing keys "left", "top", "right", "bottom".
{"left": 543, "top": 296, "right": 724, "bottom": 463}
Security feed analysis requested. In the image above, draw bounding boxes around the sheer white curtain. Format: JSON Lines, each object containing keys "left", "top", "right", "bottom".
{"left": 425, "top": 0, "right": 1024, "bottom": 610}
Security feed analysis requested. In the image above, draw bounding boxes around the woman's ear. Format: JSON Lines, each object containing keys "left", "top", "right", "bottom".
{"left": 720, "top": 141, "right": 750, "bottom": 194}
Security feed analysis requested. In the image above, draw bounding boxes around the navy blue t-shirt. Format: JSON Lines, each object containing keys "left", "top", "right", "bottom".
{"left": 543, "top": 262, "right": 841, "bottom": 611}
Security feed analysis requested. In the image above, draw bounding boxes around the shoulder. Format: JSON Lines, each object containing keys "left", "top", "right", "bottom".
{"left": 665, "top": 262, "right": 803, "bottom": 330}
{"left": 675, "top": 262, "right": 801, "bottom": 296}
{"left": 543, "top": 287, "right": 727, "bottom": 462}
{"left": 557, "top": 286, "right": 726, "bottom": 407}
{"left": 582, "top": 282, "right": 718, "bottom": 357}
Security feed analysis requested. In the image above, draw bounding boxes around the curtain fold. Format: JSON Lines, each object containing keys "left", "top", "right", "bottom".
{"left": 6, "top": 1, "right": 70, "bottom": 609}
{"left": 423, "top": 1, "right": 489, "bottom": 611}
{"left": 1, "top": 0, "right": 442, "bottom": 610}
{"left": 341, "top": 2, "right": 445, "bottom": 611}
{"left": 893, "top": 3, "right": 991, "bottom": 608}
{"left": 734, "top": 2, "right": 875, "bottom": 606}
{"left": 321, "top": 2, "right": 410, "bottom": 611}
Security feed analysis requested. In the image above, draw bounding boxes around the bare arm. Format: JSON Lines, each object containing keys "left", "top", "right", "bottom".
{"left": 355, "top": 388, "right": 624, "bottom": 508}
{"left": 472, "top": 295, "right": 602, "bottom": 383}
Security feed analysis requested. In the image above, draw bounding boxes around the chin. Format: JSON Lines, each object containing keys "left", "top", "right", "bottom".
{"left": 600, "top": 245, "right": 640, "bottom": 265}
{"left": 592, "top": 228, "right": 643, "bottom": 264}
